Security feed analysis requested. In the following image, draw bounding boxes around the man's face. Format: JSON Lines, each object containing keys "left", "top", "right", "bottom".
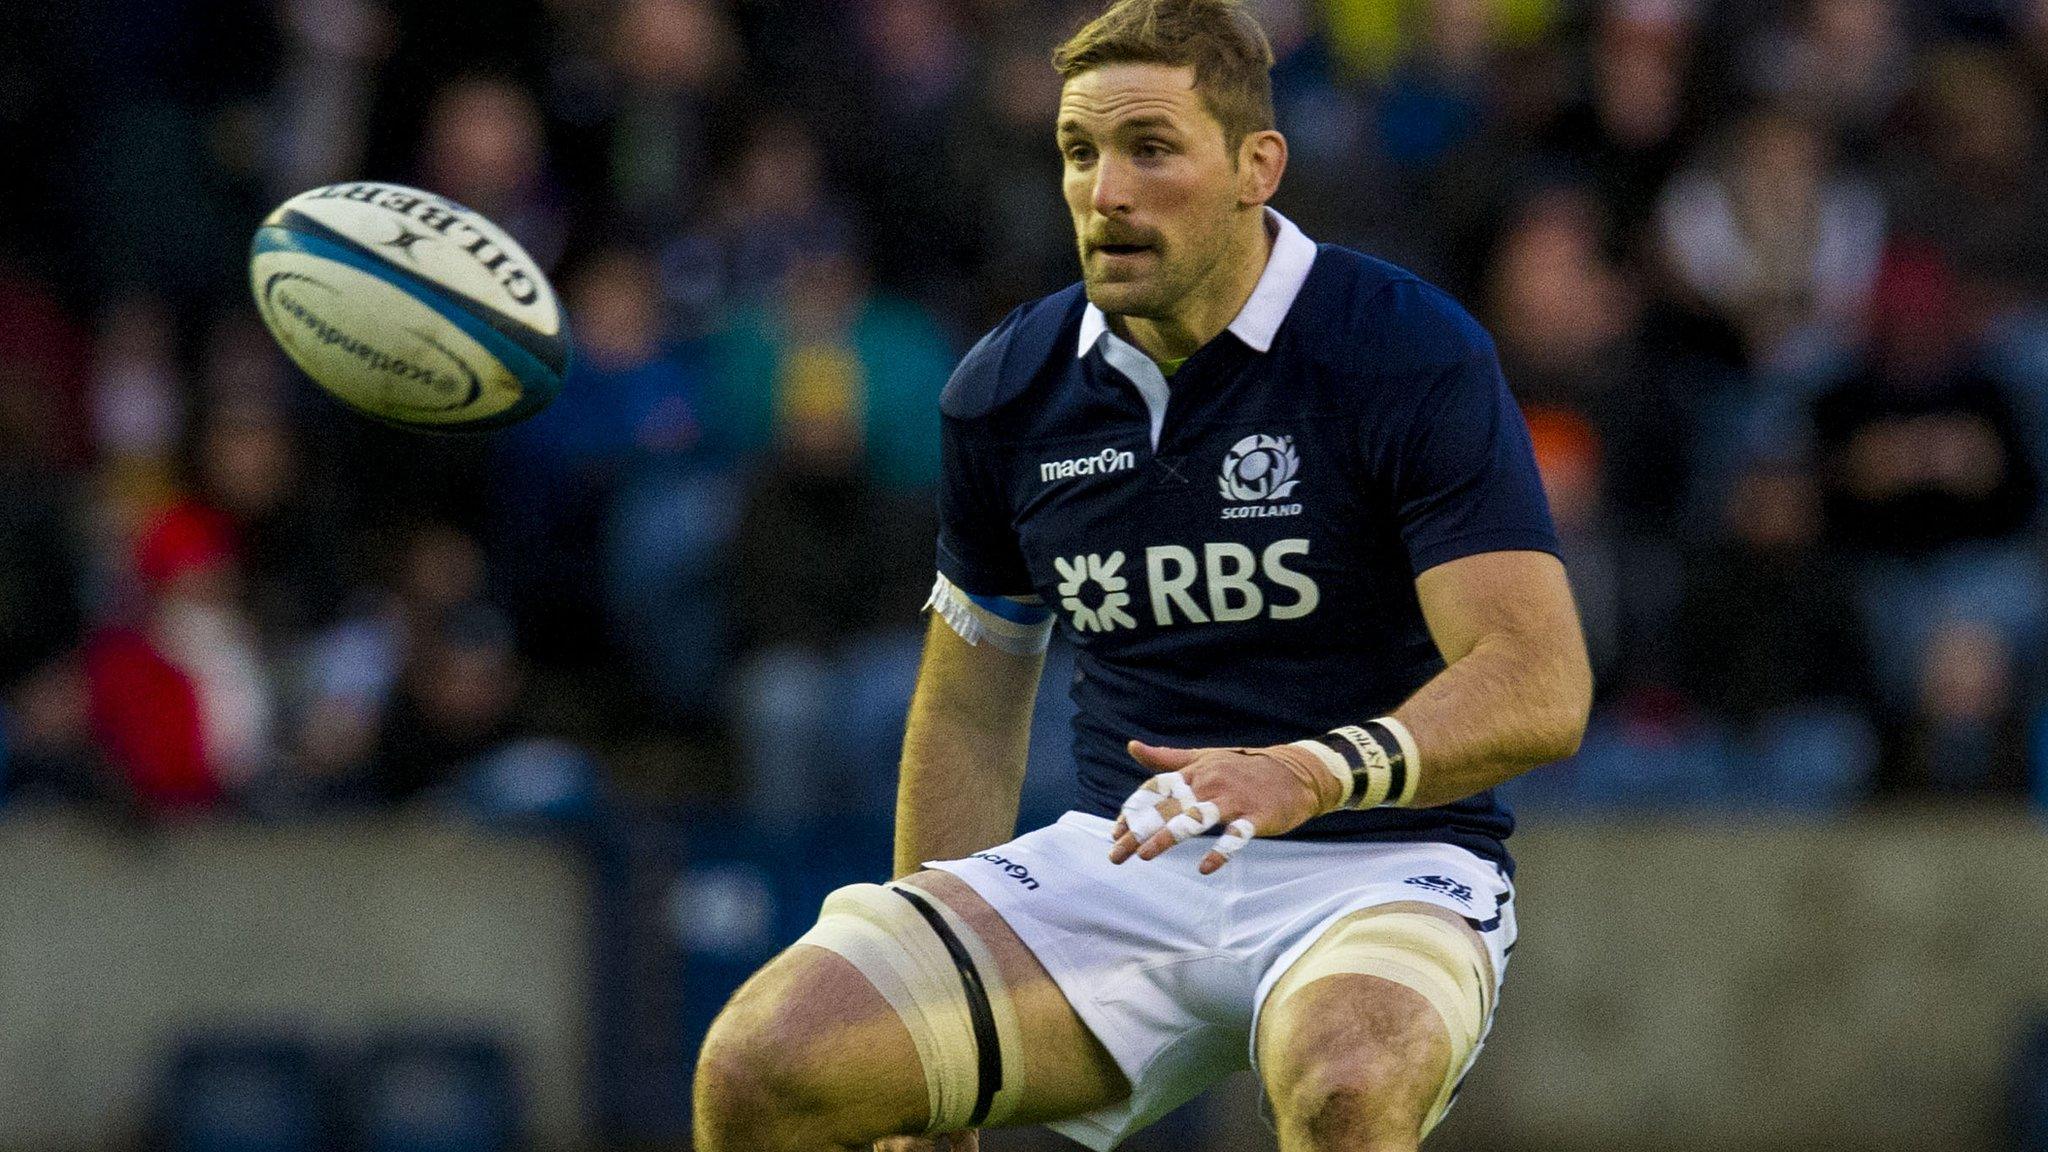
{"left": 1058, "top": 63, "right": 1244, "bottom": 318}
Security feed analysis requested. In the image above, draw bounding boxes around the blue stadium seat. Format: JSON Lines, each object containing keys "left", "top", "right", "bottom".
{"left": 2030, "top": 704, "right": 2048, "bottom": 812}
{"left": 665, "top": 807, "right": 827, "bottom": 1128}
{"left": 0, "top": 704, "right": 12, "bottom": 807}
{"left": 161, "top": 1033, "right": 329, "bottom": 1152}
{"left": 350, "top": 1034, "right": 522, "bottom": 1152}
{"left": 454, "top": 738, "right": 606, "bottom": 827}
{"left": 1747, "top": 704, "right": 1875, "bottom": 810}
{"left": 2012, "top": 1015, "right": 2048, "bottom": 1151}
{"left": 1501, "top": 709, "right": 1738, "bottom": 810}
{"left": 602, "top": 466, "right": 743, "bottom": 720}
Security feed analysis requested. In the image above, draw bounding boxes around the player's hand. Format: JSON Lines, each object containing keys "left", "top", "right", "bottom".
{"left": 874, "top": 1131, "right": 978, "bottom": 1152}
{"left": 1108, "top": 740, "right": 1345, "bottom": 874}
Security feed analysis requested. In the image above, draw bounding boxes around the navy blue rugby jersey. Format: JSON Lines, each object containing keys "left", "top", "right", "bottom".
{"left": 934, "top": 211, "right": 1559, "bottom": 870}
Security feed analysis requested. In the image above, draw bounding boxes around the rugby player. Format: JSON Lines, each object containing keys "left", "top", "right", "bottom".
{"left": 693, "top": 1, "right": 1593, "bottom": 1149}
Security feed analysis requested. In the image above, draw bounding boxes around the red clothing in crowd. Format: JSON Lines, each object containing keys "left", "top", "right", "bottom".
{"left": 83, "top": 626, "right": 219, "bottom": 810}
{"left": 81, "top": 501, "right": 244, "bottom": 812}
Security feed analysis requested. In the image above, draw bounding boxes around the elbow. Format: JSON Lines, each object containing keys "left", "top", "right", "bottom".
{"left": 1522, "top": 712, "right": 1585, "bottom": 767}
{"left": 1540, "top": 708, "right": 1586, "bottom": 763}
{"left": 1542, "top": 661, "right": 1594, "bottom": 762}
{"left": 1524, "top": 654, "right": 1592, "bottom": 765}
{"left": 1517, "top": 712, "right": 1583, "bottom": 767}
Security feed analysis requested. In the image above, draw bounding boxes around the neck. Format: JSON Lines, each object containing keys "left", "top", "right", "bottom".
{"left": 1112, "top": 209, "right": 1274, "bottom": 364}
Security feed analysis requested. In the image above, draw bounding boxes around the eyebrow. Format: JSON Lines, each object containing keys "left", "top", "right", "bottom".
{"left": 1057, "top": 114, "right": 1182, "bottom": 139}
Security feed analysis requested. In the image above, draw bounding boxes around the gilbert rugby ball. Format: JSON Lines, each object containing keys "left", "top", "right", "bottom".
{"left": 249, "top": 182, "right": 568, "bottom": 432}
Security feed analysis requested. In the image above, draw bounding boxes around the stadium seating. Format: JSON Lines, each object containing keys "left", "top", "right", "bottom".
{"left": 349, "top": 1033, "right": 523, "bottom": 1152}
{"left": 160, "top": 1033, "right": 331, "bottom": 1152}
{"left": 2011, "top": 1015, "right": 2048, "bottom": 1151}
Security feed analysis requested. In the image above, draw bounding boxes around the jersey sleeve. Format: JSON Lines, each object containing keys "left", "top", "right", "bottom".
{"left": 932, "top": 415, "right": 1053, "bottom": 650}
{"left": 935, "top": 413, "right": 1035, "bottom": 596}
{"left": 1391, "top": 343, "right": 1561, "bottom": 577}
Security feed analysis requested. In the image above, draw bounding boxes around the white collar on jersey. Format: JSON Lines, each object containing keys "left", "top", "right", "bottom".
{"left": 1074, "top": 206, "right": 1318, "bottom": 360}
{"left": 1074, "top": 208, "right": 1316, "bottom": 450}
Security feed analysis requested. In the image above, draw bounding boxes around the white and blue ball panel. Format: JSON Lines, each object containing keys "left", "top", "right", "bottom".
{"left": 249, "top": 211, "right": 567, "bottom": 433}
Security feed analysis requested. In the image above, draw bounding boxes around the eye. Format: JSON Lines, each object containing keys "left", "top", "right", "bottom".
{"left": 1064, "top": 142, "right": 1096, "bottom": 165}
{"left": 1135, "top": 139, "right": 1172, "bottom": 159}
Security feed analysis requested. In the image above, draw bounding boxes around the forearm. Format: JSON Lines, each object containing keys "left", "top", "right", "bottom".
{"left": 891, "top": 619, "right": 1042, "bottom": 878}
{"left": 1391, "top": 630, "right": 1590, "bottom": 808}
{"left": 894, "top": 710, "right": 1031, "bottom": 878}
{"left": 1103, "top": 554, "right": 1591, "bottom": 870}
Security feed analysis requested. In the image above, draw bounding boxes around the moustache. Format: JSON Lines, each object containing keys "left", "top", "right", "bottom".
{"left": 1086, "top": 231, "right": 1161, "bottom": 251}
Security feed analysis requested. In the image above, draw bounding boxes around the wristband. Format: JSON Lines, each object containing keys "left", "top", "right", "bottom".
{"left": 1293, "top": 718, "right": 1420, "bottom": 810}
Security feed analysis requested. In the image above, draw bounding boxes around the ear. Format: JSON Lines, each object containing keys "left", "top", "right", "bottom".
{"left": 1236, "top": 129, "right": 1288, "bottom": 208}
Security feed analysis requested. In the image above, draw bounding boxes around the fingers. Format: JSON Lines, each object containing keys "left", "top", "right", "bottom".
{"left": 1110, "top": 773, "right": 1195, "bottom": 863}
{"left": 1110, "top": 772, "right": 1238, "bottom": 865}
{"left": 1126, "top": 739, "right": 1201, "bottom": 772}
{"left": 1109, "top": 744, "right": 1276, "bottom": 872}
{"left": 1111, "top": 741, "right": 1209, "bottom": 844}
{"left": 1164, "top": 800, "right": 1221, "bottom": 842}
{"left": 1132, "top": 798, "right": 1218, "bottom": 861}
{"left": 1199, "top": 817, "right": 1258, "bottom": 876}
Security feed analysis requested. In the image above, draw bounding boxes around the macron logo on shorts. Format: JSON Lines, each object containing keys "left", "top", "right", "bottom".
{"left": 970, "top": 852, "right": 1041, "bottom": 891}
{"left": 1404, "top": 875, "right": 1474, "bottom": 905}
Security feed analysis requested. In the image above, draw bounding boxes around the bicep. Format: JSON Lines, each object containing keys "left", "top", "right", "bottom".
{"left": 1413, "top": 550, "right": 1585, "bottom": 670}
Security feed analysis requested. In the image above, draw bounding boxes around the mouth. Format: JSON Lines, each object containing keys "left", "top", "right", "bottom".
{"left": 1093, "top": 242, "right": 1154, "bottom": 258}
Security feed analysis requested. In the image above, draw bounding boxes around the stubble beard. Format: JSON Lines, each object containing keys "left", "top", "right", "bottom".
{"left": 1081, "top": 235, "right": 1209, "bottom": 322}
{"left": 1083, "top": 224, "right": 1244, "bottom": 328}
{"left": 1083, "top": 268, "right": 1175, "bottom": 319}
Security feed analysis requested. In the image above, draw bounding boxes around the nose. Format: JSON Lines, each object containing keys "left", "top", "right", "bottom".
{"left": 1089, "top": 154, "right": 1134, "bottom": 219}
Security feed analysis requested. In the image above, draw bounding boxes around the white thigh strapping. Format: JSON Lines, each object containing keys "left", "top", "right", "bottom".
{"left": 794, "top": 882, "right": 1026, "bottom": 1132}
{"left": 923, "top": 813, "right": 1518, "bottom": 1152}
{"left": 1259, "top": 908, "right": 1493, "bottom": 1135}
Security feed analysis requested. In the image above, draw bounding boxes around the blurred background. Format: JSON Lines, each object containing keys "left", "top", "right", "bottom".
{"left": 2, "top": 0, "right": 2047, "bottom": 1148}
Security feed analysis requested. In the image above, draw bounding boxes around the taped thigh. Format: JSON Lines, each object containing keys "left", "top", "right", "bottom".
{"left": 793, "top": 882, "right": 1025, "bottom": 1132}
{"left": 1263, "top": 908, "right": 1493, "bottom": 1134}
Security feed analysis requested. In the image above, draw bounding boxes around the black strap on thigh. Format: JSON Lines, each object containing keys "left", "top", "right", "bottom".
{"left": 891, "top": 885, "right": 1003, "bottom": 1127}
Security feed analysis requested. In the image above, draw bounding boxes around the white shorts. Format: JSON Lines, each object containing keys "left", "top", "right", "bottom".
{"left": 926, "top": 811, "right": 1517, "bottom": 1151}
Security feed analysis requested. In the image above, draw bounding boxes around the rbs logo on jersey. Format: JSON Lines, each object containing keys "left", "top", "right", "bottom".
{"left": 1055, "top": 540, "right": 1320, "bottom": 634}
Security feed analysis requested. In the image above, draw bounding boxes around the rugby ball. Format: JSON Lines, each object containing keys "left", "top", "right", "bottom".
{"left": 249, "top": 182, "right": 568, "bottom": 432}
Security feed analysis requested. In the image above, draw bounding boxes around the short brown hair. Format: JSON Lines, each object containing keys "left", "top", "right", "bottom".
{"left": 1053, "top": 0, "right": 1277, "bottom": 152}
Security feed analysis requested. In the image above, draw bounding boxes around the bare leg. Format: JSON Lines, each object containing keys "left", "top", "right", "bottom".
{"left": 1256, "top": 903, "right": 1481, "bottom": 1152}
{"left": 693, "top": 870, "right": 1128, "bottom": 1151}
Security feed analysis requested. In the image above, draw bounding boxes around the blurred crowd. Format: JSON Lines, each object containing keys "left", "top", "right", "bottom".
{"left": 4, "top": 0, "right": 2048, "bottom": 827}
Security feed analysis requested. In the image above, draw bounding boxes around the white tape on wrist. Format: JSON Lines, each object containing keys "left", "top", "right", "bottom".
{"left": 1294, "top": 717, "right": 1424, "bottom": 811}
{"left": 1330, "top": 724, "right": 1395, "bottom": 808}
{"left": 1287, "top": 738, "right": 1354, "bottom": 808}
{"left": 1376, "top": 716, "right": 1422, "bottom": 807}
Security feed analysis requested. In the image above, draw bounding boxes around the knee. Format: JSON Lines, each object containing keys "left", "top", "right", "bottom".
{"left": 693, "top": 986, "right": 838, "bottom": 1146}
{"left": 1274, "top": 1052, "right": 1428, "bottom": 1152}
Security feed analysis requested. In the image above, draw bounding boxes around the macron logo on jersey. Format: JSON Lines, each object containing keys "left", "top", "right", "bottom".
{"left": 1041, "top": 448, "right": 1136, "bottom": 484}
